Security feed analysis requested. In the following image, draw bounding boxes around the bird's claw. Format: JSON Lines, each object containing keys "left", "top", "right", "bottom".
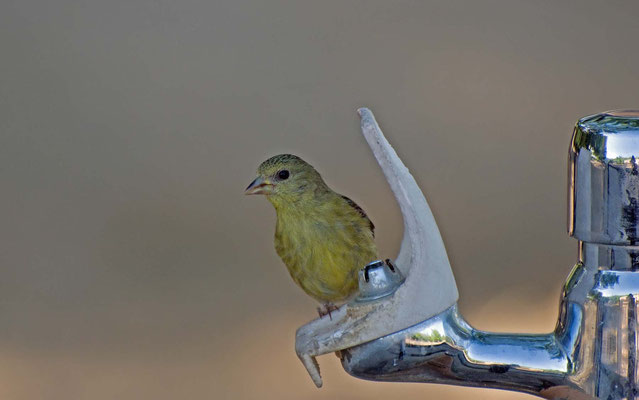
{"left": 317, "top": 304, "right": 339, "bottom": 320}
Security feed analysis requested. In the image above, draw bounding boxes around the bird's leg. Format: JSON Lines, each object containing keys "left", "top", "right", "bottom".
{"left": 317, "top": 303, "right": 339, "bottom": 320}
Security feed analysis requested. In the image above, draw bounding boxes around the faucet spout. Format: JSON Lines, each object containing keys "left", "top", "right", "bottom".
{"left": 340, "top": 302, "right": 581, "bottom": 399}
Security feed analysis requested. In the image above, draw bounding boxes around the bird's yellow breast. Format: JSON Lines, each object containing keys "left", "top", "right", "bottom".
{"left": 273, "top": 196, "right": 378, "bottom": 304}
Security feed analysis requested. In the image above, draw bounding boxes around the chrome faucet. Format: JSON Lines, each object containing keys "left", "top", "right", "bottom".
{"left": 295, "top": 109, "right": 639, "bottom": 400}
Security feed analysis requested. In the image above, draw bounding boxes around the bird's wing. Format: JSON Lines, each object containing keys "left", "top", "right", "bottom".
{"left": 340, "top": 195, "right": 375, "bottom": 237}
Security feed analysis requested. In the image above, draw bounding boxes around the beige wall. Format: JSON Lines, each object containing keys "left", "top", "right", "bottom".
{"left": 2, "top": 1, "right": 639, "bottom": 399}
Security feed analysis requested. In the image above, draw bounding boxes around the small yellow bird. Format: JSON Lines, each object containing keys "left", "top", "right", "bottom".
{"left": 245, "top": 154, "right": 378, "bottom": 317}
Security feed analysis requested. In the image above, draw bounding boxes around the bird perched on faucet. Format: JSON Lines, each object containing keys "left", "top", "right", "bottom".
{"left": 245, "top": 154, "right": 378, "bottom": 317}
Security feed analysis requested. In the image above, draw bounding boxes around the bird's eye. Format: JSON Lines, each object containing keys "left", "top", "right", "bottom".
{"left": 277, "top": 170, "right": 290, "bottom": 180}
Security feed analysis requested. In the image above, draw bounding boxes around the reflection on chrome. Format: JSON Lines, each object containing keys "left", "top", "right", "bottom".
{"left": 340, "top": 111, "right": 639, "bottom": 400}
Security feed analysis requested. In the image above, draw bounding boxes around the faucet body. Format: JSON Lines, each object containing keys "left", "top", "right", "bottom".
{"left": 342, "top": 243, "right": 638, "bottom": 399}
{"left": 339, "top": 111, "right": 639, "bottom": 399}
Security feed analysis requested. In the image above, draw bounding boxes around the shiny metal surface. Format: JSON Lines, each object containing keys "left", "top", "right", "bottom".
{"left": 342, "top": 243, "right": 639, "bottom": 399}
{"left": 338, "top": 111, "right": 639, "bottom": 399}
{"left": 353, "top": 259, "right": 405, "bottom": 303}
{"left": 569, "top": 110, "right": 639, "bottom": 244}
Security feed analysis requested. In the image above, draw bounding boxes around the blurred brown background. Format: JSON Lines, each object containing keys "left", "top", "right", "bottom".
{"left": 2, "top": 1, "right": 639, "bottom": 399}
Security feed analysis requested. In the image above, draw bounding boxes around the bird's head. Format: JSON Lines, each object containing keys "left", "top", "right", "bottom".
{"left": 245, "top": 154, "right": 327, "bottom": 205}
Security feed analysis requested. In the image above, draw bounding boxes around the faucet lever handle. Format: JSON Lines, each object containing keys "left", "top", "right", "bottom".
{"left": 294, "top": 108, "right": 459, "bottom": 387}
